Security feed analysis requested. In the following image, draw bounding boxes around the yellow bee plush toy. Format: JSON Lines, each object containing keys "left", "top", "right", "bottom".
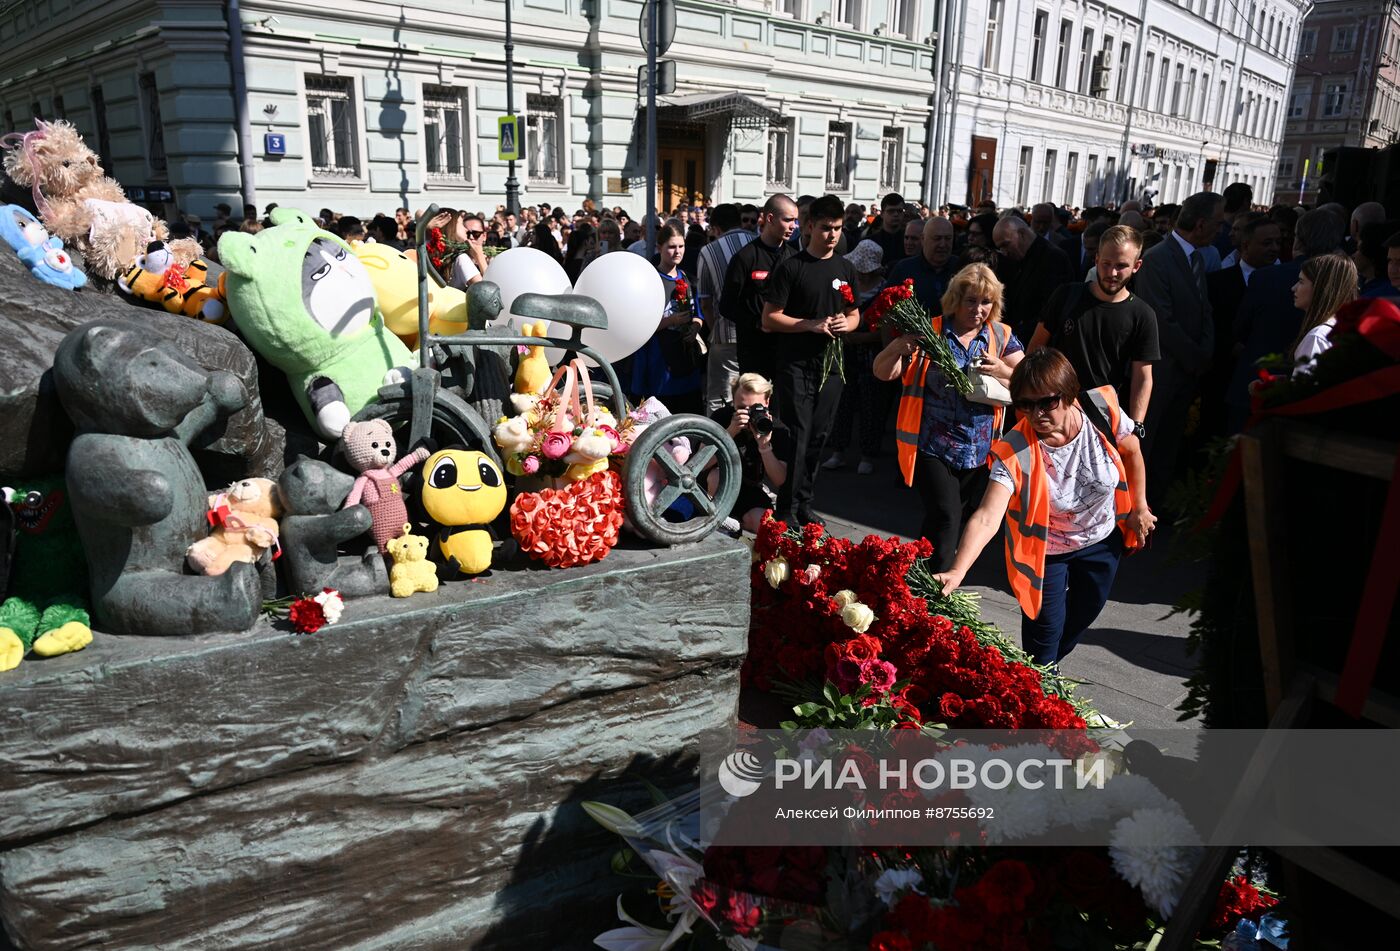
{"left": 419, "top": 449, "right": 508, "bottom": 576}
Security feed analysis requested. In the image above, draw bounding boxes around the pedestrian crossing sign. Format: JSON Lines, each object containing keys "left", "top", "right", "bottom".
{"left": 498, "top": 116, "right": 523, "bottom": 162}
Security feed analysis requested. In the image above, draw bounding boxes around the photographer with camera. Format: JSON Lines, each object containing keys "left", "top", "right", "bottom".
{"left": 709, "top": 374, "right": 792, "bottom": 535}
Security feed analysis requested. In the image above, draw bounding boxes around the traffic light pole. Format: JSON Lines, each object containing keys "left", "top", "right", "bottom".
{"left": 504, "top": 0, "right": 520, "bottom": 216}
{"left": 645, "top": 0, "right": 658, "bottom": 258}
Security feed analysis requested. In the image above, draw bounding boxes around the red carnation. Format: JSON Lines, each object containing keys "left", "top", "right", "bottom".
{"left": 288, "top": 597, "right": 327, "bottom": 634}
{"left": 869, "top": 931, "right": 914, "bottom": 951}
{"left": 838, "top": 281, "right": 855, "bottom": 305}
{"left": 673, "top": 276, "right": 689, "bottom": 300}
{"left": 1209, "top": 875, "right": 1278, "bottom": 930}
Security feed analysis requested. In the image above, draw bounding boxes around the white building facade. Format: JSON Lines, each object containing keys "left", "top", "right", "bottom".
{"left": 0, "top": 0, "right": 1301, "bottom": 218}
{"left": 931, "top": 0, "right": 1307, "bottom": 209}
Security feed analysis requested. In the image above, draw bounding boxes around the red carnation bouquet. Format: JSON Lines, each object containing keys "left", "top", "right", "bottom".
{"left": 673, "top": 275, "right": 689, "bottom": 301}
{"left": 865, "top": 277, "right": 972, "bottom": 395}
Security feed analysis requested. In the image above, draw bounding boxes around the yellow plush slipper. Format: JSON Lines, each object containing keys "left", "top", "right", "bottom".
{"left": 32, "top": 621, "right": 93, "bottom": 658}
{"left": 0, "top": 629, "right": 24, "bottom": 672}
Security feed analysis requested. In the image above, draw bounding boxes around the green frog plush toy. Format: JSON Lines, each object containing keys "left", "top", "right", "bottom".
{"left": 0, "top": 476, "right": 92, "bottom": 672}
{"left": 218, "top": 208, "right": 414, "bottom": 442}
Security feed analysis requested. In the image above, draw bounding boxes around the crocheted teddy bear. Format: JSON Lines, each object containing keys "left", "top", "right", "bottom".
{"left": 341, "top": 419, "right": 429, "bottom": 553}
{"left": 1, "top": 119, "right": 198, "bottom": 280}
{"left": 386, "top": 523, "right": 438, "bottom": 598}
{"left": 186, "top": 477, "right": 283, "bottom": 576}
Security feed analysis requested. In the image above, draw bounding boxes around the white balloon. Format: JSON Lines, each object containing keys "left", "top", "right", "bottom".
{"left": 542, "top": 251, "right": 666, "bottom": 368}
{"left": 483, "top": 247, "right": 572, "bottom": 323}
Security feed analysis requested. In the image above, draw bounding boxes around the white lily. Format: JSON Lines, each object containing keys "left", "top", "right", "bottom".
{"left": 594, "top": 895, "right": 672, "bottom": 951}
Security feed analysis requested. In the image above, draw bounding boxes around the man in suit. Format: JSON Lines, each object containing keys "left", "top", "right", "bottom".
{"left": 1201, "top": 213, "right": 1280, "bottom": 440}
{"left": 1134, "top": 191, "right": 1225, "bottom": 508}
{"left": 993, "top": 215, "right": 1076, "bottom": 344}
{"left": 1224, "top": 208, "right": 1346, "bottom": 432}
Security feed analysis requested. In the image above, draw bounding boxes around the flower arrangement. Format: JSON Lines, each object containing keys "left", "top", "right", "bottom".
{"left": 262, "top": 588, "right": 345, "bottom": 634}
{"left": 492, "top": 390, "right": 625, "bottom": 483}
{"left": 672, "top": 275, "right": 690, "bottom": 302}
{"left": 509, "top": 469, "right": 625, "bottom": 568}
{"left": 865, "top": 278, "right": 972, "bottom": 395}
{"left": 748, "top": 517, "right": 1094, "bottom": 741}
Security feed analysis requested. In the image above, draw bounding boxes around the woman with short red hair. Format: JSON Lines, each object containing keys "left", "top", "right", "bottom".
{"left": 933, "top": 349, "right": 1156, "bottom": 668}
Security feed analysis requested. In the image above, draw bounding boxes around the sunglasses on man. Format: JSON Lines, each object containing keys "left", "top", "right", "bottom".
{"left": 1012, "top": 394, "right": 1064, "bottom": 414}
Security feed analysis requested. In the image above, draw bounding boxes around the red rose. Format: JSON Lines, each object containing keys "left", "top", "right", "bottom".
{"left": 288, "top": 598, "right": 326, "bottom": 634}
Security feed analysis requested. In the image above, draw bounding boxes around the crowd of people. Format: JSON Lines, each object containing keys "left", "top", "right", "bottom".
{"left": 182, "top": 184, "right": 1398, "bottom": 669}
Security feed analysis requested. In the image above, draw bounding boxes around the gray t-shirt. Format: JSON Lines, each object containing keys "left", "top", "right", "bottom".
{"left": 990, "top": 407, "right": 1131, "bottom": 555}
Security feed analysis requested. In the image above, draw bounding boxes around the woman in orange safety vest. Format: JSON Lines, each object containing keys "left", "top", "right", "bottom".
{"left": 873, "top": 263, "right": 1025, "bottom": 571}
{"left": 933, "top": 349, "right": 1157, "bottom": 668}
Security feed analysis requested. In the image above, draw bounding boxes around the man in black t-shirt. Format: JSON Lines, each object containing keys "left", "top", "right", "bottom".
{"left": 761, "top": 194, "right": 861, "bottom": 527}
{"left": 1030, "top": 225, "right": 1159, "bottom": 427}
{"left": 866, "top": 192, "right": 909, "bottom": 266}
{"left": 721, "top": 194, "right": 799, "bottom": 378}
{"left": 709, "top": 373, "right": 794, "bottom": 535}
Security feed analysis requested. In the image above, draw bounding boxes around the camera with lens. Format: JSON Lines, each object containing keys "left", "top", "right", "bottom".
{"left": 747, "top": 403, "right": 774, "bottom": 436}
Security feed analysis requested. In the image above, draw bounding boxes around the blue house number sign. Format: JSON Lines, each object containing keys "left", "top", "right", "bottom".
{"left": 264, "top": 133, "right": 287, "bottom": 156}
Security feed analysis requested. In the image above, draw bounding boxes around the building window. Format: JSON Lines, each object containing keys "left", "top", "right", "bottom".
{"left": 1322, "top": 81, "right": 1348, "bottom": 118}
{"left": 53, "top": 95, "right": 66, "bottom": 119}
{"left": 766, "top": 118, "right": 793, "bottom": 189}
{"left": 879, "top": 125, "right": 903, "bottom": 192}
{"left": 1104, "top": 156, "right": 1117, "bottom": 203}
{"left": 834, "top": 0, "right": 862, "bottom": 30}
{"left": 1016, "top": 146, "right": 1033, "bottom": 205}
{"left": 1064, "top": 152, "right": 1079, "bottom": 201}
{"left": 1171, "top": 63, "right": 1184, "bottom": 115}
{"left": 1030, "top": 11, "right": 1048, "bottom": 83}
{"left": 138, "top": 72, "right": 167, "bottom": 175}
{"left": 776, "top": 0, "right": 799, "bottom": 13}
{"left": 1117, "top": 43, "right": 1132, "bottom": 100}
{"left": 1156, "top": 58, "right": 1170, "bottom": 113}
{"left": 1078, "top": 29, "right": 1094, "bottom": 95}
{"left": 526, "top": 94, "right": 563, "bottom": 185}
{"left": 1084, "top": 154, "right": 1099, "bottom": 205}
{"left": 983, "top": 0, "right": 1003, "bottom": 70}
{"left": 1299, "top": 29, "right": 1316, "bottom": 56}
{"left": 1218, "top": 79, "right": 1228, "bottom": 126}
{"left": 89, "top": 86, "right": 112, "bottom": 168}
{"left": 1141, "top": 52, "right": 1155, "bottom": 108}
{"left": 1199, "top": 72, "right": 1211, "bottom": 122}
{"left": 1055, "top": 19, "right": 1072, "bottom": 88}
{"left": 892, "top": 0, "right": 916, "bottom": 38}
{"left": 826, "top": 121, "right": 852, "bottom": 192}
{"left": 1185, "top": 68, "right": 1197, "bottom": 118}
{"left": 423, "top": 85, "right": 470, "bottom": 181}
{"left": 1042, "top": 149, "right": 1057, "bottom": 203}
{"left": 1288, "top": 88, "right": 1309, "bottom": 118}
{"left": 306, "top": 74, "right": 359, "bottom": 177}
{"left": 1332, "top": 25, "right": 1357, "bottom": 53}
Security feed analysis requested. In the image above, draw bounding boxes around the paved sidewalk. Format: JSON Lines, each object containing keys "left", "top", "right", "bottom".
{"left": 807, "top": 449, "right": 1204, "bottom": 730}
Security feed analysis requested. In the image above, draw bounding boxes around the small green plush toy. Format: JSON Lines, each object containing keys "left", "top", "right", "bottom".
{"left": 218, "top": 208, "right": 414, "bottom": 441}
{"left": 1, "top": 476, "right": 93, "bottom": 672}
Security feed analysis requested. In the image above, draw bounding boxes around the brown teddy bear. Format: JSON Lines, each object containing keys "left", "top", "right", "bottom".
{"left": 341, "top": 419, "right": 429, "bottom": 554}
{"left": 187, "top": 477, "right": 284, "bottom": 576}
{"left": 1, "top": 119, "right": 199, "bottom": 280}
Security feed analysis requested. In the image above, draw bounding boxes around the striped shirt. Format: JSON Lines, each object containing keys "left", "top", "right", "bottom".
{"left": 696, "top": 228, "right": 755, "bottom": 346}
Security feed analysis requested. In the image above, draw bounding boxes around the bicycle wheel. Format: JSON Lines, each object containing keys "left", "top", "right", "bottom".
{"left": 624, "top": 414, "right": 740, "bottom": 546}
{"left": 355, "top": 381, "right": 500, "bottom": 468}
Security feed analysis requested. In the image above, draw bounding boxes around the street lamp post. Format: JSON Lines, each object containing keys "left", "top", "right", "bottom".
{"left": 504, "top": 0, "right": 520, "bottom": 216}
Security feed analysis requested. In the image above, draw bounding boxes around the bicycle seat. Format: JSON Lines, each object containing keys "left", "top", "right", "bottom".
{"left": 511, "top": 292, "right": 608, "bottom": 331}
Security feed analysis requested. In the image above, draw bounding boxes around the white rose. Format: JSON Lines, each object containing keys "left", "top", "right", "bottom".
{"left": 313, "top": 588, "right": 344, "bottom": 625}
{"left": 833, "top": 589, "right": 858, "bottom": 608}
{"left": 763, "top": 556, "right": 790, "bottom": 589}
{"left": 841, "top": 601, "right": 875, "bottom": 633}
{"left": 492, "top": 415, "right": 535, "bottom": 454}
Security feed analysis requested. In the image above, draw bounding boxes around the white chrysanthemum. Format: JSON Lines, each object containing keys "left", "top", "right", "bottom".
{"left": 1101, "top": 774, "right": 1174, "bottom": 819}
{"left": 313, "top": 589, "right": 344, "bottom": 625}
{"left": 841, "top": 602, "right": 875, "bottom": 633}
{"left": 763, "top": 556, "right": 790, "bottom": 589}
{"left": 1108, "top": 807, "right": 1203, "bottom": 919}
{"left": 975, "top": 784, "right": 1054, "bottom": 843}
{"left": 873, "top": 867, "right": 924, "bottom": 908}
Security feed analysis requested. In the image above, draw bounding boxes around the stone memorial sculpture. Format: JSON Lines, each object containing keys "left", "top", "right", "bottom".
{"left": 277, "top": 458, "right": 388, "bottom": 598}
{"left": 52, "top": 321, "right": 262, "bottom": 635}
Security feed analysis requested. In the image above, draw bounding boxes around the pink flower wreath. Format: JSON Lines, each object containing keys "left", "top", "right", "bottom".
{"left": 510, "top": 469, "right": 625, "bottom": 568}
